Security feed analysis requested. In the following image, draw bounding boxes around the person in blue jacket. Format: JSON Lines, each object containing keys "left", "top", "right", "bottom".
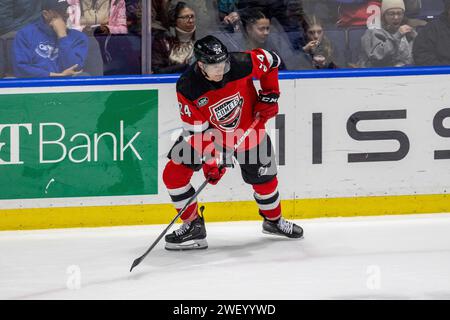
{"left": 12, "top": 0, "right": 88, "bottom": 78}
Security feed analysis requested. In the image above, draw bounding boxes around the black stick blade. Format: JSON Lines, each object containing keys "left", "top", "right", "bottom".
{"left": 130, "top": 256, "right": 143, "bottom": 272}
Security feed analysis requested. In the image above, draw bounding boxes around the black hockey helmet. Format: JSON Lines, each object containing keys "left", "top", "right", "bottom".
{"left": 194, "top": 35, "right": 229, "bottom": 64}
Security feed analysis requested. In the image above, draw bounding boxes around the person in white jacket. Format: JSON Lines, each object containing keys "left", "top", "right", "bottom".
{"left": 358, "top": 0, "right": 417, "bottom": 68}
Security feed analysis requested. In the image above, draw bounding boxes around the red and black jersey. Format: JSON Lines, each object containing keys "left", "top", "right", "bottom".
{"left": 176, "top": 48, "right": 280, "bottom": 153}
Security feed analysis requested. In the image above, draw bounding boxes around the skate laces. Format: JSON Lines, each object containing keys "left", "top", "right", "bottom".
{"left": 278, "top": 218, "right": 293, "bottom": 234}
{"left": 175, "top": 221, "right": 191, "bottom": 236}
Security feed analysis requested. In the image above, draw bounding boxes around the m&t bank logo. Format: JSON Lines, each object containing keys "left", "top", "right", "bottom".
{"left": 0, "top": 121, "right": 142, "bottom": 165}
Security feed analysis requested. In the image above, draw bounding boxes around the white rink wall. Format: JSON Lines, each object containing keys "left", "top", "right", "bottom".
{"left": 1, "top": 70, "right": 450, "bottom": 229}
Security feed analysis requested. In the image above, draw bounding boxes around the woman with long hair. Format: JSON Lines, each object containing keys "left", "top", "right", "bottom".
{"left": 221, "top": 9, "right": 298, "bottom": 70}
{"left": 301, "top": 15, "right": 338, "bottom": 69}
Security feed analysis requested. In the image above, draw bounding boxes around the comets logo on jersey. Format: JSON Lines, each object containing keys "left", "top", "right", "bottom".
{"left": 209, "top": 93, "right": 244, "bottom": 132}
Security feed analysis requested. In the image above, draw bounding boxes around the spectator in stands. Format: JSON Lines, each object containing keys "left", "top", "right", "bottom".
{"left": 239, "top": 10, "right": 272, "bottom": 50}
{"left": 358, "top": 0, "right": 417, "bottom": 68}
{"left": 0, "top": 0, "right": 43, "bottom": 37}
{"left": 183, "top": 0, "right": 221, "bottom": 38}
{"left": 413, "top": 0, "right": 450, "bottom": 66}
{"left": 152, "top": 1, "right": 196, "bottom": 74}
{"left": 67, "top": 0, "right": 128, "bottom": 35}
{"left": 219, "top": 9, "right": 302, "bottom": 70}
{"left": 302, "top": 15, "right": 339, "bottom": 69}
{"left": 12, "top": 0, "right": 88, "bottom": 78}
{"left": 222, "top": 1, "right": 290, "bottom": 33}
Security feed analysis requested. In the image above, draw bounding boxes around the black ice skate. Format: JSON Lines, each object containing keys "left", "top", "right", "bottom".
{"left": 262, "top": 217, "right": 304, "bottom": 239}
{"left": 165, "top": 208, "right": 208, "bottom": 251}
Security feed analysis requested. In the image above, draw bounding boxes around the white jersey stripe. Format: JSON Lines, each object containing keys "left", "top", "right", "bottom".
{"left": 168, "top": 183, "right": 193, "bottom": 196}
{"left": 173, "top": 197, "right": 197, "bottom": 209}
{"left": 254, "top": 189, "right": 279, "bottom": 201}
{"left": 261, "top": 49, "right": 281, "bottom": 69}
{"left": 256, "top": 197, "right": 281, "bottom": 211}
{"left": 182, "top": 121, "right": 209, "bottom": 133}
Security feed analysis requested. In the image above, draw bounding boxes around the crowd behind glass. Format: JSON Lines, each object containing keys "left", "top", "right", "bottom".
{"left": 1, "top": 0, "right": 449, "bottom": 79}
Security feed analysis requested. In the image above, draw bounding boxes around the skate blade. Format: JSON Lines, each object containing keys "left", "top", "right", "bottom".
{"left": 165, "top": 239, "right": 208, "bottom": 251}
{"left": 262, "top": 230, "right": 304, "bottom": 239}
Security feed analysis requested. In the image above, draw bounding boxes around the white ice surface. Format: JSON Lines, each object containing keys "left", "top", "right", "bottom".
{"left": 1, "top": 213, "right": 450, "bottom": 300}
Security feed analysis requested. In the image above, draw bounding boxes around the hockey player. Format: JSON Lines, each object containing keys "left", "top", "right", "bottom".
{"left": 163, "top": 35, "right": 303, "bottom": 250}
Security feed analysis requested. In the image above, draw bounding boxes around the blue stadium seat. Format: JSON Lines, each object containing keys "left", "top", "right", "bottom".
{"left": 418, "top": 0, "right": 445, "bottom": 21}
{"left": 324, "top": 29, "right": 347, "bottom": 67}
{"left": 347, "top": 27, "right": 367, "bottom": 66}
{"left": 98, "top": 34, "right": 141, "bottom": 75}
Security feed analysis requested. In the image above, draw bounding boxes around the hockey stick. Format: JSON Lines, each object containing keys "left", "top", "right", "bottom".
{"left": 130, "top": 117, "right": 261, "bottom": 272}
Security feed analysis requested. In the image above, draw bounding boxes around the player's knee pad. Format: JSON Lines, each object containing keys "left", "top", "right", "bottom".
{"left": 167, "top": 135, "right": 203, "bottom": 171}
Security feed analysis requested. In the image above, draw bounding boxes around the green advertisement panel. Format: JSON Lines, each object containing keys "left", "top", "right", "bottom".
{"left": 0, "top": 90, "right": 158, "bottom": 199}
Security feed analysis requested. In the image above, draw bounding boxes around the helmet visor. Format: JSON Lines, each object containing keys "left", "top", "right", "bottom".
{"left": 201, "top": 58, "right": 231, "bottom": 76}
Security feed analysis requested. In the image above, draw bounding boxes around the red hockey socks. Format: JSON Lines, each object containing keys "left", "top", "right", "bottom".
{"left": 163, "top": 160, "right": 198, "bottom": 221}
{"left": 252, "top": 177, "right": 281, "bottom": 220}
